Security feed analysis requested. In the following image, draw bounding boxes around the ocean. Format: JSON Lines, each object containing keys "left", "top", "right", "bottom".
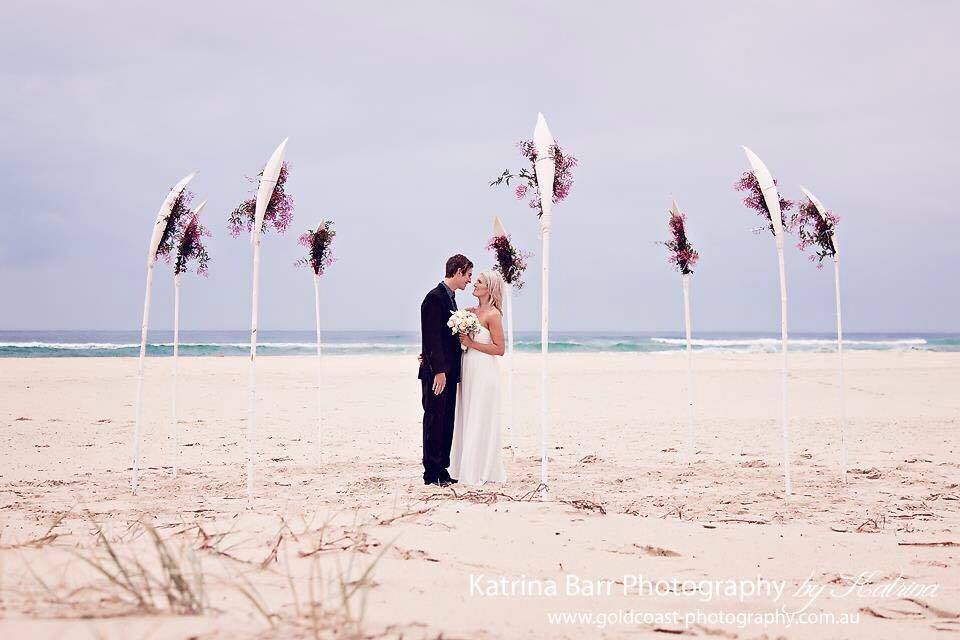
{"left": 0, "top": 330, "right": 956, "bottom": 357}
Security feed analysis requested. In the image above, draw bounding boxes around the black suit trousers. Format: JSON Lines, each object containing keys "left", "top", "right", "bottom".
{"left": 421, "top": 377, "right": 457, "bottom": 481}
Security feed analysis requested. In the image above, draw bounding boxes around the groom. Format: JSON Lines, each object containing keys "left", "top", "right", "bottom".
{"left": 419, "top": 254, "right": 473, "bottom": 486}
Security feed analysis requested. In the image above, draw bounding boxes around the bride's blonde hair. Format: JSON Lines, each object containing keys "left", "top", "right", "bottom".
{"left": 480, "top": 270, "right": 504, "bottom": 313}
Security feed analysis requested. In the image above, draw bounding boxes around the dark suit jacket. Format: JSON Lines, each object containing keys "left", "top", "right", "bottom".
{"left": 418, "top": 283, "right": 461, "bottom": 384}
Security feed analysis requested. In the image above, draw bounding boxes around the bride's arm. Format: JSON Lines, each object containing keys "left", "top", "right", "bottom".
{"left": 462, "top": 312, "right": 505, "bottom": 356}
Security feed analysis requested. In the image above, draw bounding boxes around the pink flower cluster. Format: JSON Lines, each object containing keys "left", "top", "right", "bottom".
{"left": 734, "top": 171, "right": 794, "bottom": 236}
{"left": 550, "top": 145, "right": 577, "bottom": 203}
{"left": 156, "top": 189, "right": 194, "bottom": 262}
{"left": 295, "top": 220, "right": 336, "bottom": 276}
{"left": 792, "top": 198, "right": 839, "bottom": 269}
{"left": 665, "top": 210, "right": 699, "bottom": 274}
{"left": 518, "top": 141, "right": 578, "bottom": 215}
{"left": 486, "top": 234, "right": 531, "bottom": 289}
{"left": 491, "top": 140, "right": 578, "bottom": 218}
{"left": 174, "top": 213, "right": 212, "bottom": 276}
{"left": 228, "top": 163, "right": 294, "bottom": 237}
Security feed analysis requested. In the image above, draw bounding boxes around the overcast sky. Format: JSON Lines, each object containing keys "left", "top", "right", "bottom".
{"left": 1, "top": 1, "right": 957, "bottom": 333}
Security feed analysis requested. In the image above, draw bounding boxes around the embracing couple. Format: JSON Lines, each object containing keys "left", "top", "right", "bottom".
{"left": 418, "top": 254, "right": 507, "bottom": 487}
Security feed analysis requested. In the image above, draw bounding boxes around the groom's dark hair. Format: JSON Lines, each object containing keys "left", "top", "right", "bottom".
{"left": 445, "top": 254, "right": 473, "bottom": 277}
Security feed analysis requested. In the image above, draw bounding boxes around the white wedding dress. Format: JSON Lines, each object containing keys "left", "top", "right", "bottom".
{"left": 449, "top": 325, "right": 506, "bottom": 485}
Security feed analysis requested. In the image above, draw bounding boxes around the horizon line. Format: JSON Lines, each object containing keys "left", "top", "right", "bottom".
{"left": 1, "top": 328, "right": 957, "bottom": 335}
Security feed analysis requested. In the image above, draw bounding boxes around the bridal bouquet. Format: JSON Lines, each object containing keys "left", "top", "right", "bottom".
{"left": 448, "top": 309, "right": 481, "bottom": 351}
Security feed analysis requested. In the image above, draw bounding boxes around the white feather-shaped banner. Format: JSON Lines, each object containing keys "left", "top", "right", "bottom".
{"left": 191, "top": 199, "right": 207, "bottom": 221}
{"left": 533, "top": 114, "right": 556, "bottom": 227}
{"left": 147, "top": 172, "right": 196, "bottom": 266}
{"left": 669, "top": 198, "right": 681, "bottom": 222}
{"left": 493, "top": 215, "right": 508, "bottom": 238}
{"left": 742, "top": 146, "right": 783, "bottom": 239}
{"left": 799, "top": 185, "right": 837, "bottom": 252}
{"left": 252, "top": 138, "right": 288, "bottom": 244}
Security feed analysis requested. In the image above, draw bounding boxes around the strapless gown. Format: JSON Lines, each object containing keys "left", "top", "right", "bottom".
{"left": 449, "top": 325, "right": 506, "bottom": 484}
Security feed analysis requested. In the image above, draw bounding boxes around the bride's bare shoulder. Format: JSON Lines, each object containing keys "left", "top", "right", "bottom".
{"left": 482, "top": 308, "right": 503, "bottom": 324}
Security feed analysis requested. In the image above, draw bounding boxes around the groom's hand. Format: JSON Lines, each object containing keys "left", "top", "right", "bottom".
{"left": 432, "top": 372, "right": 446, "bottom": 396}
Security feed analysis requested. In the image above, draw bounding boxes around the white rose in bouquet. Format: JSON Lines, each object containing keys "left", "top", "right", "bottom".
{"left": 447, "top": 309, "right": 482, "bottom": 351}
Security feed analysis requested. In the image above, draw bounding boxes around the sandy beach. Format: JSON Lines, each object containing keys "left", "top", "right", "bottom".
{"left": 5, "top": 1, "right": 960, "bottom": 638}
{"left": 0, "top": 350, "right": 957, "bottom": 638}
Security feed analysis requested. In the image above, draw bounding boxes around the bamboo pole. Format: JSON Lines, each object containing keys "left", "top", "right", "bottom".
{"left": 247, "top": 233, "right": 261, "bottom": 503}
{"left": 775, "top": 235, "right": 792, "bottom": 496}
{"left": 533, "top": 113, "right": 556, "bottom": 494}
{"left": 131, "top": 265, "right": 154, "bottom": 494}
{"left": 131, "top": 171, "right": 195, "bottom": 495}
{"left": 172, "top": 273, "right": 181, "bottom": 477}
{"left": 800, "top": 186, "right": 847, "bottom": 480}
{"left": 493, "top": 215, "right": 516, "bottom": 458}
{"left": 742, "top": 147, "right": 791, "bottom": 497}
{"left": 505, "top": 284, "right": 515, "bottom": 458}
{"left": 245, "top": 138, "right": 288, "bottom": 505}
{"left": 171, "top": 200, "right": 205, "bottom": 479}
{"left": 682, "top": 273, "right": 694, "bottom": 461}
{"left": 313, "top": 272, "right": 323, "bottom": 465}
{"left": 834, "top": 253, "right": 846, "bottom": 479}
{"left": 538, "top": 226, "right": 550, "bottom": 488}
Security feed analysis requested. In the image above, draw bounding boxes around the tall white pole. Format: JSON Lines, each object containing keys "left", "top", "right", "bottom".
{"left": 800, "top": 186, "right": 845, "bottom": 481}
{"left": 776, "top": 235, "right": 792, "bottom": 497}
{"left": 532, "top": 113, "right": 555, "bottom": 495}
{"left": 743, "top": 147, "right": 791, "bottom": 497}
{"left": 682, "top": 273, "right": 694, "bottom": 461}
{"left": 492, "top": 216, "right": 516, "bottom": 458}
{"left": 834, "top": 253, "right": 846, "bottom": 480}
{"left": 505, "top": 285, "right": 515, "bottom": 458}
{"left": 131, "top": 265, "right": 154, "bottom": 494}
{"left": 131, "top": 172, "right": 195, "bottom": 495}
{"left": 172, "top": 274, "right": 181, "bottom": 477}
{"left": 313, "top": 273, "right": 323, "bottom": 465}
{"left": 170, "top": 202, "right": 205, "bottom": 480}
{"left": 244, "top": 138, "right": 287, "bottom": 505}
{"left": 247, "top": 236, "right": 261, "bottom": 503}
{"left": 539, "top": 225, "right": 550, "bottom": 488}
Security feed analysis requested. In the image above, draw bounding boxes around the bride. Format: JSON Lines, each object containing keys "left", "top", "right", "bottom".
{"left": 449, "top": 270, "right": 507, "bottom": 485}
